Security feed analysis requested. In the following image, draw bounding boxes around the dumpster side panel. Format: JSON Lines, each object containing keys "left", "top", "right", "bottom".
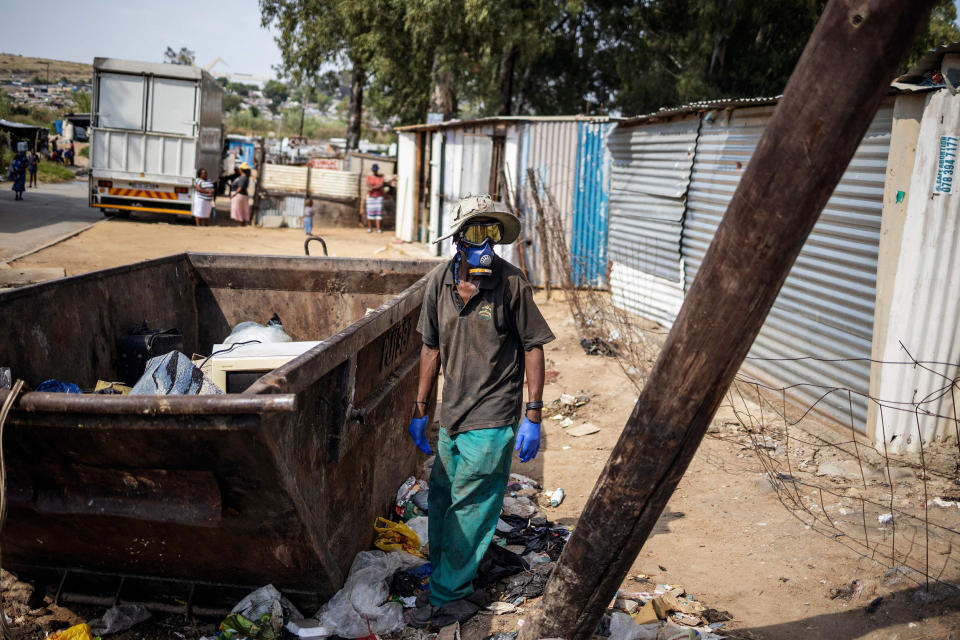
{"left": 3, "top": 412, "right": 328, "bottom": 591}
{"left": 256, "top": 272, "right": 436, "bottom": 585}
{"left": 2, "top": 254, "right": 437, "bottom": 606}
{"left": 0, "top": 255, "right": 198, "bottom": 387}
{"left": 190, "top": 255, "right": 436, "bottom": 350}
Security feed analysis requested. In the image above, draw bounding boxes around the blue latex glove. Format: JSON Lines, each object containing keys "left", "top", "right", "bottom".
{"left": 408, "top": 414, "right": 432, "bottom": 455}
{"left": 515, "top": 416, "right": 541, "bottom": 463}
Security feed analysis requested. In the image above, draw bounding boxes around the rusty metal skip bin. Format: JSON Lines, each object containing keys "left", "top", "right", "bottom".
{"left": 0, "top": 253, "right": 440, "bottom": 613}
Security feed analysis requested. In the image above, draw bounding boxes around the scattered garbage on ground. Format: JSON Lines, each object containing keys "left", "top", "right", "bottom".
{"left": 46, "top": 623, "right": 94, "bottom": 640}
{"left": 88, "top": 603, "right": 151, "bottom": 635}
{"left": 580, "top": 336, "right": 618, "bottom": 357}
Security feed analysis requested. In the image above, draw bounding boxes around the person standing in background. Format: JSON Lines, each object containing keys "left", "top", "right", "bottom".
{"left": 365, "top": 163, "right": 385, "bottom": 234}
{"left": 230, "top": 162, "right": 252, "bottom": 226}
{"left": 192, "top": 168, "right": 215, "bottom": 227}
{"left": 10, "top": 149, "right": 27, "bottom": 200}
{"left": 304, "top": 198, "right": 315, "bottom": 236}
{"left": 27, "top": 149, "right": 39, "bottom": 188}
{"left": 67, "top": 141, "right": 76, "bottom": 166}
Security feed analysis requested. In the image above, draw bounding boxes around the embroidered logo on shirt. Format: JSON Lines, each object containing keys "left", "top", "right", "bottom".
{"left": 477, "top": 303, "right": 493, "bottom": 320}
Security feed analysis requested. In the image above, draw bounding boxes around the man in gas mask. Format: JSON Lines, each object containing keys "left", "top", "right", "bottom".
{"left": 408, "top": 194, "right": 554, "bottom": 625}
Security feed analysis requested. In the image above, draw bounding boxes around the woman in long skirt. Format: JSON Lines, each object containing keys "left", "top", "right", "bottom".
{"left": 10, "top": 151, "right": 27, "bottom": 201}
{"left": 230, "top": 162, "right": 252, "bottom": 225}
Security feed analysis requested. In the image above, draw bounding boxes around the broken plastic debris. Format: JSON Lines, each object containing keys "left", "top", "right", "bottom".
{"left": 487, "top": 601, "right": 518, "bottom": 615}
{"left": 608, "top": 612, "right": 658, "bottom": 640}
{"left": 285, "top": 619, "right": 335, "bottom": 638}
{"left": 502, "top": 496, "right": 537, "bottom": 518}
{"left": 89, "top": 604, "right": 151, "bottom": 636}
{"left": 509, "top": 473, "right": 541, "bottom": 489}
{"left": 878, "top": 513, "right": 893, "bottom": 524}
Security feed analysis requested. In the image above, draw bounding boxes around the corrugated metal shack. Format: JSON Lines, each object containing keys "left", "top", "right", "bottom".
{"left": 605, "top": 81, "right": 959, "bottom": 452}
{"left": 395, "top": 116, "right": 613, "bottom": 286}
{"left": 259, "top": 163, "right": 361, "bottom": 228}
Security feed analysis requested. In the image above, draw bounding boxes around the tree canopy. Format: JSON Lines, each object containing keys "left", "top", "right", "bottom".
{"left": 163, "top": 46, "right": 196, "bottom": 66}
{"left": 262, "top": 0, "right": 960, "bottom": 126}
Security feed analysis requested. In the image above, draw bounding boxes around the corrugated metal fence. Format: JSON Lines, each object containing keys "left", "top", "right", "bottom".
{"left": 610, "top": 99, "right": 894, "bottom": 431}
{"left": 607, "top": 116, "right": 699, "bottom": 326}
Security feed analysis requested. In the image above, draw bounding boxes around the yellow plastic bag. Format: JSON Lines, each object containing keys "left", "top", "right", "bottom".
{"left": 373, "top": 516, "right": 425, "bottom": 558}
{"left": 48, "top": 623, "right": 93, "bottom": 640}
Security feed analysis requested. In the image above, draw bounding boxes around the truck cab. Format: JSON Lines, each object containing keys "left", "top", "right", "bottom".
{"left": 89, "top": 58, "right": 223, "bottom": 217}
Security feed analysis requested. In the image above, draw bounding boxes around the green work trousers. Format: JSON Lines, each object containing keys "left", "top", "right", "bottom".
{"left": 428, "top": 423, "right": 515, "bottom": 605}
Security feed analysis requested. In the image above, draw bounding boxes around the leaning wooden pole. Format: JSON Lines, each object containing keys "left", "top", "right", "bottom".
{"left": 520, "top": 1, "right": 934, "bottom": 638}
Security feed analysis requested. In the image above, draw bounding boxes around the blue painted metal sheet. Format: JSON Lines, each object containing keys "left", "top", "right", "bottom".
{"left": 570, "top": 122, "right": 612, "bottom": 286}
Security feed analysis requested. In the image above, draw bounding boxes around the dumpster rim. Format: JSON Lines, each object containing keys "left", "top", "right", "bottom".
{"left": 6, "top": 391, "right": 298, "bottom": 415}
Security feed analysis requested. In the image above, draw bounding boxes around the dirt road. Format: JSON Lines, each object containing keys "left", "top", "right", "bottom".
{"left": 4, "top": 220, "right": 958, "bottom": 640}
{"left": 10, "top": 212, "right": 433, "bottom": 274}
{"left": 0, "top": 180, "right": 99, "bottom": 262}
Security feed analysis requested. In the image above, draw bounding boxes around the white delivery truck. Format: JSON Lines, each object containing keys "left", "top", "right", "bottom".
{"left": 89, "top": 58, "right": 223, "bottom": 217}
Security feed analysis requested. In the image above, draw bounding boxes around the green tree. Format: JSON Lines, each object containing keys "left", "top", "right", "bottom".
{"left": 227, "top": 81, "right": 251, "bottom": 97}
{"left": 263, "top": 79, "right": 290, "bottom": 113}
{"left": 903, "top": 0, "right": 960, "bottom": 71}
{"left": 72, "top": 90, "right": 91, "bottom": 113}
{"left": 163, "top": 46, "right": 196, "bottom": 65}
{"left": 261, "top": 0, "right": 400, "bottom": 147}
{"left": 0, "top": 91, "right": 12, "bottom": 120}
{"left": 223, "top": 93, "right": 244, "bottom": 113}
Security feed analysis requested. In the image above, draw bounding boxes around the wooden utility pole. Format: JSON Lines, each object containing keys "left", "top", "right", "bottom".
{"left": 519, "top": 1, "right": 935, "bottom": 638}
{"left": 526, "top": 168, "right": 552, "bottom": 299}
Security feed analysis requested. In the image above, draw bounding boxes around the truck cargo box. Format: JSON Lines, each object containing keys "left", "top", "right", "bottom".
{"left": 0, "top": 254, "right": 438, "bottom": 613}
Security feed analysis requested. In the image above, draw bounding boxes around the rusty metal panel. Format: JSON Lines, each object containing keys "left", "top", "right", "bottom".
{"left": 0, "top": 254, "right": 438, "bottom": 609}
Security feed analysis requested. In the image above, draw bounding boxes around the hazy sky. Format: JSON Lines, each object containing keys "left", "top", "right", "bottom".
{"left": 0, "top": 0, "right": 284, "bottom": 80}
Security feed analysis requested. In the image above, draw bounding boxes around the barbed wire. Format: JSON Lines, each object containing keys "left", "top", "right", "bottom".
{"left": 531, "top": 180, "right": 960, "bottom": 597}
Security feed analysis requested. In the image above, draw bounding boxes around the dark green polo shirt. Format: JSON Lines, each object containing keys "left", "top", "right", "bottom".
{"left": 417, "top": 256, "right": 555, "bottom": 434}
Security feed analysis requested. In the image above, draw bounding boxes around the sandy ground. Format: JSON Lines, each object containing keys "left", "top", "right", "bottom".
{"left": 3, "top": 220, "right": 959, "bottom": 640}
{"left": 11, "top": 209, "right": 434, "bottom": 274}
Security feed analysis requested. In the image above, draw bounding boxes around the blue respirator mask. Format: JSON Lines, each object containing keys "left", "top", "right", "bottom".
{"left": 463, "top": 239, "right": 495, "bottom": 276}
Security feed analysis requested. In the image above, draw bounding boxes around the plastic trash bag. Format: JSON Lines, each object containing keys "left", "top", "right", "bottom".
{"left": 224, "top": 314, "right": 292, "bottom": 345}
{"left": 231, "top": 584, "right": 303, "bottom": 636}
{"left": 89, "top": 604, "right": 151, "bottom": 636}
{"left": 374, "top": 517, "right": 426, "bottom": 558}
{"left": 316, "top": 550, "right": 426, "bottom": 638}
{"left": 405, "top": 516, "right": 429, "bottom": 552}
{"left": 129, "top": 351, "right": 223, "bottom": 395}
{"left": 608, "top": 612, "right": 659, "bottom": 640}
{"left": 36, "top": 379, "right": 82, "bottom": 394}
{"left": 47, "top": 623, "right": 93, "bottom": 640}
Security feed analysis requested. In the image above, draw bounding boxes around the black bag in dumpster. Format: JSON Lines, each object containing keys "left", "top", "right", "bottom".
{"left": 117, "top": 321, "right": 184, "bottom": 385}
{"left": 129, "top": 351, "right": 223, "bottom": 395}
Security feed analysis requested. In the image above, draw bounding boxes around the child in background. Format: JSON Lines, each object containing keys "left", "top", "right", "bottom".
{"left": 304, "top": 198, "right": 314, "bottom": 235}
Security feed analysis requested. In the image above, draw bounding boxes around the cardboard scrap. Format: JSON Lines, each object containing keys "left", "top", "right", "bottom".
{"left": 567, "top": 423, "right": 599, "bottom": 437}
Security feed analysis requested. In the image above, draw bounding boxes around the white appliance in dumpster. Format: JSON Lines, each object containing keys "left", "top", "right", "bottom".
{"left": 89, "top": 57, "right": 224, "bottom": 217}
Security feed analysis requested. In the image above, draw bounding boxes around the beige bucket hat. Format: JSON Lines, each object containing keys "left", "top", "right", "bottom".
{"left": 433, "top": 194, "right": 521, "bottom": 245}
